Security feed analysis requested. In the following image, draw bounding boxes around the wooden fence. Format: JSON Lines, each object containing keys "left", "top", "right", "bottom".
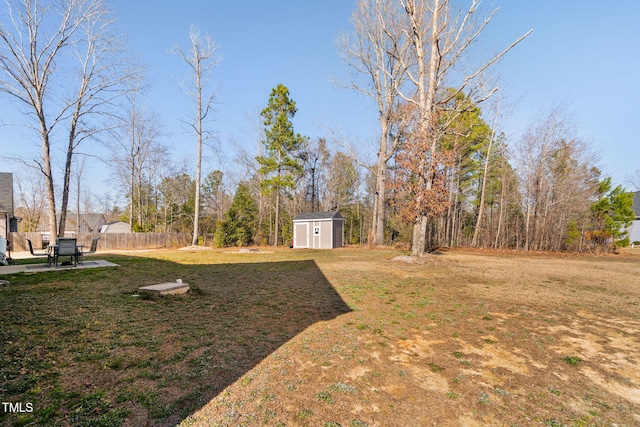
{"left": 8, "top": 232, "right": 192, "bottom": 252}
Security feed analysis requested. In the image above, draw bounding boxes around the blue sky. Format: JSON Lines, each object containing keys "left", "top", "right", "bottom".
{"left": 1, "top": 0, "right": 639, "bottom": 203}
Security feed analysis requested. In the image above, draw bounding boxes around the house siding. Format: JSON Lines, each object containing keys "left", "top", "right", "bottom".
{"left": 0, "top": 173, "right": 13, "bottom": 214}
{"left": 0, "top": 213, "right": 7, "bottom": 240}
{"left": 100, "top": 221, "right": 131, "bottom": 233}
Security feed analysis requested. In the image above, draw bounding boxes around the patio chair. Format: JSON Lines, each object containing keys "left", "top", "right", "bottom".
{"left": 78, "top": 237, "right": 100, "bottom": 264}
{"left": 27, "top": 238, "right": 53, "bottom": 267}
{"left": 55, "top": 238, "right": 78, "bottom": 267}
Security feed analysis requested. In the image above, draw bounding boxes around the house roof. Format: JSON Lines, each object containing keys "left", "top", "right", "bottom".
{"left": 633, "top": 191, "right": 640, "bottom": 218}
{"left": 42, "top": 214, "right": 107, "bottom": 233}
{"left": 293, "top": 211, "right": 344, "bottom": 221}
{"left": 0, "top": 173, "right": 13, "bottom": 213}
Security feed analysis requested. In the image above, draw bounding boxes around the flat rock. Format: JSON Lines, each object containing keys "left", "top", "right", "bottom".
{"left": 139, "top": 282, "right": 190, "bottom": 295}
{"left": 239, "top": 248, "right": 259, "bottom": 253}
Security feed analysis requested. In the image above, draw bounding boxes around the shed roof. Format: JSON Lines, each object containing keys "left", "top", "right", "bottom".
{"left": 0, "top": 172, "right": 13, "bottom": 213}
{"left": 293, "top": 211, "right": 344, "bottom": 221}
{"left": 633, "top": 191, "right": 640, "bottom": 218}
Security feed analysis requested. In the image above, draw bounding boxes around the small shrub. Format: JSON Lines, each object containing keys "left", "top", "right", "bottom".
{"left": 329, "top": 382, "right": 358, "bottom": 394}
{"left": 478, "top": 392, "right": 490, "bottom": 405}
{"left": 562, "top": 356, "right": 582, "bottom": 366}
{"left": 298, "top": 409, "right": 313, "bottom": 420}
{"left": 549, "top": 387, "right": 561, "bottom": 396}
{"left": 428, "top": 362, "right": 443, "bottom": 372}
{"left": 318, "top": 390, "right": 335, "bottom": 404}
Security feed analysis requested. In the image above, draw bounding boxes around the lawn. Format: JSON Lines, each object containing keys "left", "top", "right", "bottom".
{"left": 0, "top": 248, "right": 639, "bottom": 426}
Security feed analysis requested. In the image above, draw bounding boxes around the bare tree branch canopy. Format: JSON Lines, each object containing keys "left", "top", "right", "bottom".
{"left": 338, "top": 0, "right": 409, "bottom": 246}
{"left": 625, "top": 169, "right": 640, "bottom": 191}
{"left": 387, "top": 0, "right": 532, "bottom": 256}
{"left": 107, "top": 75, "right": 167, "bottom": 232}
{"left": 170, "top": 24, "right": 221, "bottom": 246}
{"left": 0, "top": 0, "right": 141, "bottom": 237}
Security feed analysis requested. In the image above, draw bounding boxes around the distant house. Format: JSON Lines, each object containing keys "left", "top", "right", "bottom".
{"left": 38, "top": 213, "right": 107, "bottom": 236}
{"left": 0, "top": 172, "right": 15, "bottom": 241}
{"left": 65, "top": 214, "right": 107, "bottom": 233}
{"left": 293, "top": 211, "right": 344, "bottom": 249}
{"left": 629, "top": 191, "right": 640, "bottom": 244}
{"left": 99, "top": 221, "right": 131, "bottom": 234}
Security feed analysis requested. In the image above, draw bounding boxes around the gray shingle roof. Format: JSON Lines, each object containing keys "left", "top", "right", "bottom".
{"left": 0, "top": 173, "right": 13, "bottom": 213}
{"left": 633, "top": 191, "right": 640, "bottom": 218}
{"left": 293, "top": 211, "right": 344, "bottom": 221}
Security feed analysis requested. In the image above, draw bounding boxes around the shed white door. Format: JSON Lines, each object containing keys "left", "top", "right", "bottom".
{"left": 294, "top": 223, "right": 309, "bottom": 248}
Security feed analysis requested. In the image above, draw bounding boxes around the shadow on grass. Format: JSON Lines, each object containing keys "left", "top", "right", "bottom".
{"left": 0, "top": 253, "right": 351, "bottom": 426}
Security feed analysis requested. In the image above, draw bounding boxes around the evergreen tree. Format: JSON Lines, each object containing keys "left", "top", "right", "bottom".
{"left": 590, "top": 178, "right": 635, "bottom": 249}
{"left": 256, "top": 84, "right": 306, "bottom": 246}
{"left": 215, "top": 183, "right": 257, "bottom": 247}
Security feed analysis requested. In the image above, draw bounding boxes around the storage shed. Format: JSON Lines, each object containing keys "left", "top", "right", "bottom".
{"left": 293, "top": 211, "right": 344, "bottom": 249}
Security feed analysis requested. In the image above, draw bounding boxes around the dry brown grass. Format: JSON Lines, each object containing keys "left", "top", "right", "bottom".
{"left": 184, "top": 248, "right": 640, "bottom": 427}
{"left": 1, "top": 247, "right": 639, "bottom": 426}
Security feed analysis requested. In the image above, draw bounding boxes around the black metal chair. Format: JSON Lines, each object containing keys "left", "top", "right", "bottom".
{"left": 55, "top": 238, "right": 78, "bottom": 267}
{"left": 78, "top": 237, "right": 99, "bottom": 264}
{"left": 26, "top": 238, "right": 52, "bottom": 266}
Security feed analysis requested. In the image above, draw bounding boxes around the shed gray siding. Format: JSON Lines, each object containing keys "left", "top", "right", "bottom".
{"left": 332, "top": 219, "right": 344, "bottom": 247}
{"left": 630, "top": 192, "right": 640, "bottom": 243}
{"left": 630, "top": 220, "right": 640, "bottom": 244}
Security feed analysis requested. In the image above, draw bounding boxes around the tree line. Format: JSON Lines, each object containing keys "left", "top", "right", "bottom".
{"left": 2, "top": 0, "right": 635, "bottom": 252}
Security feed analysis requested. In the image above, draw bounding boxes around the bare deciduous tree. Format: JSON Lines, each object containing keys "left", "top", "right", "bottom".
{"left": 108, "top": 77, "right": 166, "bottom": 231}
{"left": 0, "top": 0, "right": 138, "bottom": 237}
{"left": 170, "top": 24, "right": 221, "bottom": 246}
{"left": 338, "top": 0, "right": 410, "bottom": 246}
{"left": 388, "top": 0, "right": 531, "bottom": 256}
{"left": 58, "top": 4, "right": 138, "bottom": 235}
{"left": 625, "top": 169, "right": 640, "bottom": 191}
{"left": 515, "top": 107, "right": 599, "bottom": 251}
{"left": 14, "top": 167, "right": 46, "bottom": 232}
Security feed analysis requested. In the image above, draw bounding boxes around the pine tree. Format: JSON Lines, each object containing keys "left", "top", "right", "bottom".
{"left": 215, "top": 183, "right": 257, "bottom": 247}
{"left": 256, "top": 84, "right": 306, "bottom": 246}
{"left": 590, "top": 178, "right": 635, "bottom": 250}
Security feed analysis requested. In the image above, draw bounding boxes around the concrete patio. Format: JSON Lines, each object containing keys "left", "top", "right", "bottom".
{"left": 0, "top": 259, "right": 119, "bottom": 275}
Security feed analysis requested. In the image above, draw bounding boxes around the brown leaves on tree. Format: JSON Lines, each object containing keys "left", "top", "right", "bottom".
{"left": 390, "top": 121, "right": 453, "bottom": 224}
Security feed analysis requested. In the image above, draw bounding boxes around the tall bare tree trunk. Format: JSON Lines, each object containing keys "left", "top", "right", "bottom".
{"left": 370, "top": 129, "right": 388, "bottom": 245}
{"left": 472, "top": 99, "right": 500, "bottom": 246}
{"left": 41, "top": 127, "right": 58, "bottom": 239}
{"left": 339, "top": 0, "right": 407, "bottom": 246}
{"left": 407, "top": 0, "right": 439, "bottom": 257}
{"left": 192, "top": 64, "right": 203, "bottom": 246}
{"left": 171, "top": 25, "right": 220, "bottom": 247}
